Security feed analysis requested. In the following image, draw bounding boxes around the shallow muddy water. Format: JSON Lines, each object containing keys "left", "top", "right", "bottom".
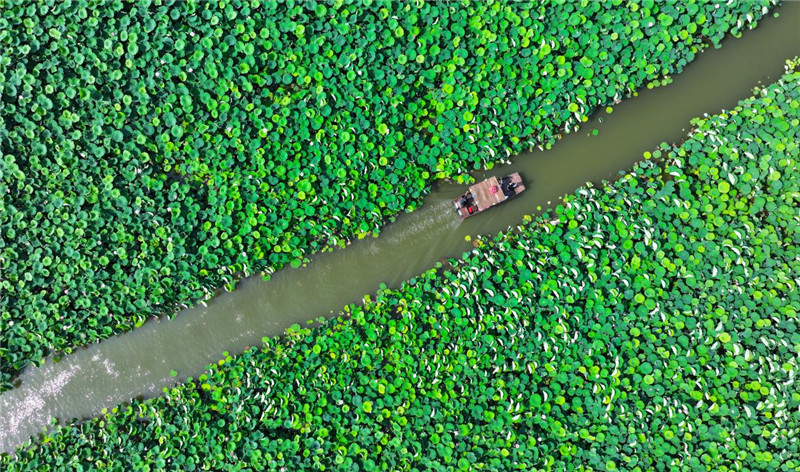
{"left": 2, "top": 3, "right": 799, "bottom": 453}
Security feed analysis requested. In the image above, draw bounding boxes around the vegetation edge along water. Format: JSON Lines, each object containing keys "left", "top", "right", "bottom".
{"left": 0, "top": 0, "right": 778, "bottom": 391}
{"left": 4, "top": 58, "right": 798, "bottom": 471}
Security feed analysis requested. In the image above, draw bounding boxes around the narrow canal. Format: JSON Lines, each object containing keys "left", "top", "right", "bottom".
{"left": 2, "top": 3, "right": 799, "bottom": 453}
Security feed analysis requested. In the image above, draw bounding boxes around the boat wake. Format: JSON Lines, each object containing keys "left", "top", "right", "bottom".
{"left": 384, "top": 199, "right": 460, "bottom": 247}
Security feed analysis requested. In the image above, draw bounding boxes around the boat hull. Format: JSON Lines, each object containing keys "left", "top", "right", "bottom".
{"left": 453, "top": 172, "right": 526, "bottom": 219}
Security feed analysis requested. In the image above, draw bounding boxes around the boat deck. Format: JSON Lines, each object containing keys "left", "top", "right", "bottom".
{"left": 454, "top": 172, "right": 526, "bottom": 219}
{"left": 471, "top": 176, "right": 505, "bottom": 211}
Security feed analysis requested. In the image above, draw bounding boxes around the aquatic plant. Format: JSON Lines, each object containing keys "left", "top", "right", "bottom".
{"left": 0, "top": 0, "right": 776, "bottom": 389}
{"left": 4, "top": 59, "right": 798, "bottom": 471}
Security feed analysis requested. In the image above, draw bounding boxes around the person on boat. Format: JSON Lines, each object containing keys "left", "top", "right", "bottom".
{"left": 500, "top": 178, "right": 518, "bottom": 197}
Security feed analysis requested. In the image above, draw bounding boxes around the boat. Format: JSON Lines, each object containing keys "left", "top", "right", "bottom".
{"left": 453, "top": 172, "right": 526, "bottom": 219}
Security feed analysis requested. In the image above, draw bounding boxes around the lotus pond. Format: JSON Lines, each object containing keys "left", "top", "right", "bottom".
{"left": 3, "top": 3, "right": 799, "bottom": 453}
{"left": 4, "top": 56, "right": 798, "bottom": 471}
{"left": 0, "top": 0, "right": 778, "bottom": 391}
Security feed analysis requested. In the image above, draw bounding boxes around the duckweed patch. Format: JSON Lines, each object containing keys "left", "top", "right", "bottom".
{"left": 0, "top": 1, "right": 776, "bottom": 389}
{"left": 4, "top": 59, "right": 798, "bottom": 471}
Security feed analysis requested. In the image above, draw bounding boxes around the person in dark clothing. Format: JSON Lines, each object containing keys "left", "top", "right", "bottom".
{"left": 500, "top": 179, "right": 518, "bottom": 197}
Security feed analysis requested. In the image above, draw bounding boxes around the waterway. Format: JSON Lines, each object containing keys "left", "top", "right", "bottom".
{"left": 2, "top": 3, "right": 799, "bottom": 453}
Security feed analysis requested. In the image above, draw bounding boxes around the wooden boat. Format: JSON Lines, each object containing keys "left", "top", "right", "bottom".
{"left": 453, "top": 172, "right": 526, "bottom": 219}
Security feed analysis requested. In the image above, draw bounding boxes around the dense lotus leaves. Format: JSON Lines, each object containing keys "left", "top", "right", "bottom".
{"left": 4, "top": 61, "right": 798, "bottom": 471}
{"left": 0, "top": 0, "right": 777, "bottom": 390}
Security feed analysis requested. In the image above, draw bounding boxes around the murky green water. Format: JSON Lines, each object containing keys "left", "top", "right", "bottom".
{"left": 2, "top": 4, "right": 799, "bottom": 453}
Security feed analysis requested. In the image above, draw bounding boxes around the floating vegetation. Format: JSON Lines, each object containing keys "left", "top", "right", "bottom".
{"left": 4, "top": 59, "right": 798, "bottom": 471}
{"left": 0, "top": 1, "right": 777, "bottom": 390}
